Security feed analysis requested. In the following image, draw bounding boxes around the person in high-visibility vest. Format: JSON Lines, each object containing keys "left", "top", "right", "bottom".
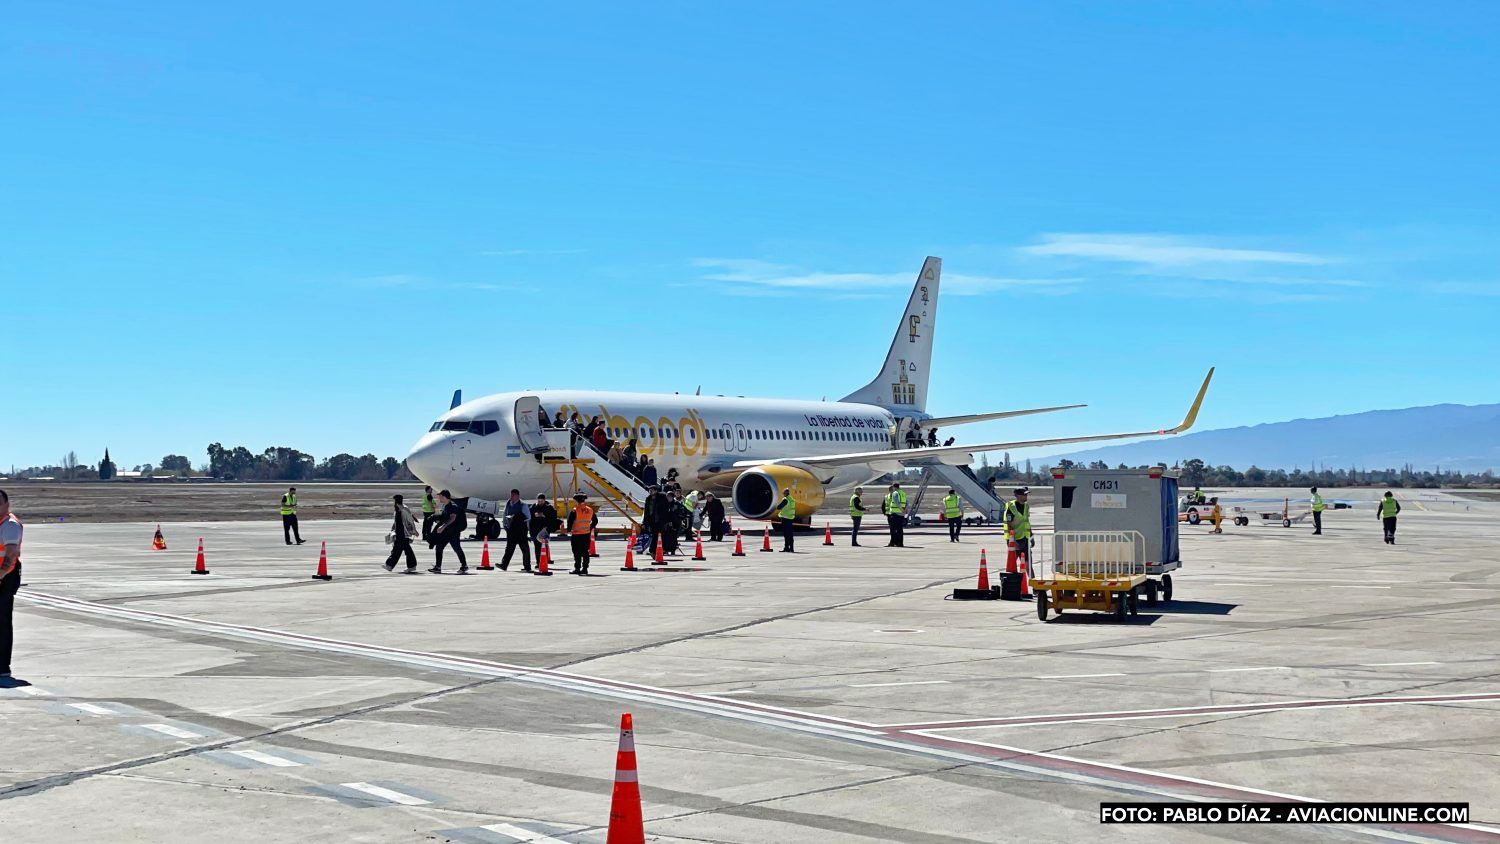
{"left": 1310, "top": 486, "right": 1325, "bottom": 535}
{"left": 280, "top": 487, "right": 305, "bottom": 545}
{"left": 566, "top": 493, "right": 596, "bottom": 574}
{"left": 885, "top": 483, "right": 908, "bottom": 547}
{"left": 1379, "top": 491, "right": 1402, "bottom": 545}
{"left": 1210, "top": 497, "right": 1223, "bottom": 534}
{"left": 1004, "top": 488, "right": 1032, "bottom": 562}
{"left": 420, "top": 485, "right": 438, "bottom": 542}
{"left": 849, "top": 487, "right": 867, "bottom": 547}
{"left": 943, "top": 489, "right": 963, "bottom": 543}
{"left": 776, "top": 488, "right": 797, "bottom": 552}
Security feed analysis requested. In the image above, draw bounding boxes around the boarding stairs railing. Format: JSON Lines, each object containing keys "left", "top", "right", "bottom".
{"left": 540, "top": 429, "right": 647, "bottom": 531}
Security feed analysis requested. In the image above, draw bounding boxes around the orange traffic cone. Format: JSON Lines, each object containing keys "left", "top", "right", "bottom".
{"left": 311, "top": 541, "right": 332, "bottom": 580}
{"left": 190, "top": 538, "right": 209, "bottom": 575}
{"left": 692, "top": 532, "right": 706, "bottom": 561}
{"left": 590, "top": 529, "right": 600, "bottom": 558}
{"left": 977, "top": 549, "right": 991, "bottom": 591}
{"left": 152, "top": 525, "right": 167, "bottom": 551}
{"left": 823, "top": 522, "right": 834, "bottom": 546}
{"left": 1004, "top": 538, "right": 1018, "bottom": 574}
{"left": 535, "top": 536, "right": 553, "bottom": 576}
{"left": 1018, "top": 548, "right": 1031, "bottom": 598}
{"left": 759, "top": 525, "right": 773, "bottom": 552}
{"left": 606, "top": 712, "right": 645, "bottom": 844}
{"left": 731, "top": 530, "right": 745, "bottom": 557}
{"left": 653, "top": 533, "right": 665, "bottom": 565}
{"left": 621, "top": 533, "right": 637, "bottom": 571}
{"left": 478, "top": 539, "right": 494, "bottom": 570}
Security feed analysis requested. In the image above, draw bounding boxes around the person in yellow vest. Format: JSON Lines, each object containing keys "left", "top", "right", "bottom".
{"left": 1004, "top": 488, "right": 1031, "bottom": 562}
{"left": 420, "top": 485, "right": 438, "bottom": 542}
{"left": 943, "top": 489, "right": 963, "bottom": 543}
{"left": 1379, "top": 491, "right": 1402, "bottom": 545}
{"left": 566, "top": 493, "right": 597, "bottom": 575}
{"left": 849, "top": 487, "right": 867, "bottom": 547}
{"left": 885, "top": 483, "right": 908, "bottom": 547}
{"left": 1210, "top": 497, "right": 1223, "bottom": 534}
{"left": 1310, "top": 486, "right": 1325, "bottom": 535}
{"left": 1, "top": 489, "right": 23, "bottom": 684}
{"left": 280, "top": 486, "right": 305, "bottom": 545}
{"left": 776, "top": 488, "right": 798, "bottom": 552}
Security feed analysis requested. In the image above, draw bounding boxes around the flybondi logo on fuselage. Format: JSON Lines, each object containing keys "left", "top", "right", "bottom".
{"left": 556, "top": 403, "right": 709, "bottom": 457}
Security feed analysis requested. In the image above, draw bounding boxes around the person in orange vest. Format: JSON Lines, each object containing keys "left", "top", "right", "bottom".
{"left": 566, "top": 493, "right": 597, "bottom": 575}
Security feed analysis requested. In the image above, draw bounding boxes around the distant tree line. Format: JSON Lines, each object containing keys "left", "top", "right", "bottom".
{"left": 8, "top": 445, "right": 415, "bottom": 482}
{"left": 974, "top": 453, "right": 1498, "bottom": 490}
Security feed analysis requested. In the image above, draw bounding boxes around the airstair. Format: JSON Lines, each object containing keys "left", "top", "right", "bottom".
{"left": 536, "top": 429, "right": 648, "bottom": 531}
{"left": 904, "top": 461, "right": 1006, "bottom": 524}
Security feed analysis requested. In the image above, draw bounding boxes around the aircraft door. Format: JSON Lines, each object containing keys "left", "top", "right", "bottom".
{"left": 514, "top": 395, "right": 548, "bottom": 454}
{"left": 733, "top": 423, "right": 748, "bottom": 452}
{"left": 720, "top": 423, "right": 733, "bottom": 453}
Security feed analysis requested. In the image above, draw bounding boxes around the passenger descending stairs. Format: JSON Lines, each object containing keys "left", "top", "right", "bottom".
{"left": 539, "top": 430, "right": 648, "bottom": 532}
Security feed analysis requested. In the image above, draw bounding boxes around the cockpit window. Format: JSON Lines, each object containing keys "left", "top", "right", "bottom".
{"left": 472, "top": 420, "right": 499, "bottom": 436}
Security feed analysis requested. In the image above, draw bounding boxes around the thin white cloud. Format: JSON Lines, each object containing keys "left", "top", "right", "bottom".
{"left": 1428, "top": 280, "right": 1500, "bottom": 297}
{"left": 1022, "top": 233, "right": 1332, "bottom": 268}
{"left": 692, "top": 258, "right": 1076, "bottom": 297}
{"left": 351, "top": 274, "right": 504, "bottom": 292}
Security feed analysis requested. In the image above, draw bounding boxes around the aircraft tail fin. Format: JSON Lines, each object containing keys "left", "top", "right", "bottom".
{"left": 839, "top": 256, "right": 940, "bottom": 413}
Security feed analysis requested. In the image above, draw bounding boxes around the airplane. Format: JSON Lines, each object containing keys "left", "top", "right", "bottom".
{"left": 405, "top": 256, "right": 1215, "bottom": 523}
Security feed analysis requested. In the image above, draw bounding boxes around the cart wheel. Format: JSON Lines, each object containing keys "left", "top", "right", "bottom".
{"left": 1187, "top": 511, "right": 1201, "bottom": 525}
{"left": 1036, "top": 591, "right": 1049, "bottom": 622}
{"left": 1162, "top": 574, "right": 1174, "bottom": 603}
{"left": 1128, "top": 588, "right": 1140, "bottom": 617}
{"left": 1144, "top": 580, "right": 1159, "bottom": 605}
{"left": 1115, "top": 593, "right": 1128, "bottom": 621}
{"left": 1238, "top": 517, "right": 1249, "bottom": 526}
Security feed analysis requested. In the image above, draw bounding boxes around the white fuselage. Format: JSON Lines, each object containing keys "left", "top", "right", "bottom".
{"left": 406, "top": 390, "right": 900, "bottom": 502}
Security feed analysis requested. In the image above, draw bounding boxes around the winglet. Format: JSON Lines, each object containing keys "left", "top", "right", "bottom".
{"left": 1169, "top": 368, "right": 1214, "bottom": 434}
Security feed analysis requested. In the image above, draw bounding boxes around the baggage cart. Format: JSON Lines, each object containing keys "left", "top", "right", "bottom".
{"left": 1030, "top": 531, "right": 1147, "bottom": 622}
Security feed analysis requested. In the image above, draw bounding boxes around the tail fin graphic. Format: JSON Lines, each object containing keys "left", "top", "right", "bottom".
{"left": 450, "top": 389, "right": 463, "bottom": 410}
{"left": 840, "top": 256, "right": 940, "bottom": 413}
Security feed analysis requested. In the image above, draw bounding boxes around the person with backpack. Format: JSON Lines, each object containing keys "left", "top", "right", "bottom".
{"left": 530, "top": 494, "right": 558, "bottom": 559}
{"left": 383, "top": 494, "right": 420, "bottom": 573}
{"left": 428, "top": 490, "right": 469, "bottom": 574}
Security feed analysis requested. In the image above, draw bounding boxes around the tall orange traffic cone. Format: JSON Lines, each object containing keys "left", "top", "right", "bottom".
{"left": 590, "top": 529, "right": 600, "bottom": 558}
{"left": 190, "top": 538, "right": 209, "bottom": 575}
{"left": 731, "top": 530, "right": 745, "bottom": 557}
{"left": 311, "top": 541, "right": 332, "bottom": 580}
{"left": 606, "top": 712, "right": 645, "bottom": 844}
{"left": 535, "top": 536, "right": 553, "bottom": 576}
{"left": 976, "top": 549, "right": 991, "bottom": 591}
{"left": 759, "top": 525, "right": 773, "bottom": 552}
{"left": 692, "top": 532, "right": 706, "bottom": 561}
{"left": 1004, "top": 538, "right": 1018, "bottom": 574}
{"left": 1018, "top": 548, "right": 1031, "bottom": 598}
{"left": 478, "top": 539, "right": 494, "bottom": 570}
{"left": 823, "top": 522, "right": 834, "bottom": 546}
{"left": 621, "top": 533, "right": 637, "bottom": 571}
{"left": 653, "top": 533, "right": 665, "bottom": 565}
{"left": 152, "top": 525, "right": 167, "bottom": 551}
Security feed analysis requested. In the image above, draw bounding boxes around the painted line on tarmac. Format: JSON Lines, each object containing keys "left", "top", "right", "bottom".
{"left": 227, "top": 749, "right": 303, "bottom": 768}
{"left": 480, "top": 822, "right": 574, "bottom": 843}
{"left": 1207, "top": 666, "right": 1288, "bottom": 673}
{"left": 140, "top": 723, "right": 204, "bottom": 739}
{"left": 1036, "top": 672, "right": 1125, "bottom": 679}
{"left": 23, "top": 590, "right": 1498, "bottom": 843}
{"left": 340, "top": 781, "right": 431, "bottom": 806}
{"left": 67, "top": 702, "right": 116, "bottom": 716}
{"left": 848, "top": 680, "right": 950, "bottom": 688}
{"left": 1362, "top": 661, "right": 1441, "bottom": 667}
{"left": 879, "top": 692, "right": 1500, "bottom": 731}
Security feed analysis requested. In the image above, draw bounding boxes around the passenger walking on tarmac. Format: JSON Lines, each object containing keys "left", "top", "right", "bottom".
{"left": 927, "top": 427, "right": 939, "bottom": 447}
{"left": 420, "top": 486, "right": 438, "bottom": 541}
{"left": 1005, "top": 488, "right": 1032, "bottom": 563}
{"left": 639, "top": 485, "right": 661, "bottom": 552}
{"left": 499, "top": 489, "right": 532, "bottom": 572}
{"left": 280, "top": 486, "right": 305, "bottom": 545}
{"left": 1210, "top": 497, "right": 1224, "bottom": 534}
{"left": 775, "top": 488, "right": 797, "bottom": 552}
{"left": 428, "top": 490, "right": 469, "bottom": 574}
{"left": 1310, "top": 486, "right": 1325, "bottom": 535}
{"left": 849, "top": 487, "right": 867, "bottom": 546}
{"left": 1379, "top": 491, "right": 1402, "bottom": 545}
{"left": 943, "top": 489, "right": 963, "bottom": 542}
{"left": 1, "top": 489, "right": 24, "bottom": 685}
{"left": 383, "top": 494, "right": 419, "bottom": 572}
{"left": 530, "top": 494, "right": 557, "bottom": 558}
{"left": 885, "top": 483, "right": 908, "bottom": 547}
{"left": 705, "top": 493, "right": 727, "bottom": 541}
{"left": 566, "top": 494, "right": 596, "bottom": 575}
{"left": 664, "top": 493, "right": 686, "bottom": 554}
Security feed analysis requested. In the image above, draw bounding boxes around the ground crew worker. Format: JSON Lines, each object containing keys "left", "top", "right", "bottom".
{"left": 1210, "top": 497, "right": 1223, "bottom": 534}
{"left": 885, "top": 483, "right": 907, "bottom": 547}
{"left": 849, "top": 487, "right": 867, "bottom": 547}
{"left": 1005, "top": 488, "right": 1032, "bottom": 563}
{"left": 383, "top": 494, "right": 419, "bottom": 573}
{"left": 428, "top": 490, "right": 469, "bottom": 574}
{"left": 1189, "top": 486, "right": 1206, "bottom": 504}
{"left": 1311, "top": 486, "right": 1325, "bottom": 535}
{"left": 566, "top": 494, "right": 595, "bottom": 574}
{"left": 683, "top": 490, "right": 701, "bottom": 539}
{"left": 420, "top": 485, "right": 438, "bottom": 541}
{"left": 280, "top": 486, "right": 305, "bottom": 545}
{"left": 943, "top": 489, "right": 962, "bottom": 542}
{"left": 1, "top": 489, "right": 23, "bottom": 684}
{"left": 1379, "top": 491, "right": 1401, "bottom": 545}
{"left": 499, "top": 489, "right": 532, "bottom": 572}
{"left": 776, "top": 488, "right": 797, "bottom": 552}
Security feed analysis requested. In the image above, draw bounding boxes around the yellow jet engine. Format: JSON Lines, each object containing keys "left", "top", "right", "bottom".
{"left": 731, "top": 465, "right": 827, "bottom": 520}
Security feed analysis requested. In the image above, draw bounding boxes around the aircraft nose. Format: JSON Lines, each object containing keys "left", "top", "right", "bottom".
{"left": 405, "top": 433, "right": 448, "bottom": 486}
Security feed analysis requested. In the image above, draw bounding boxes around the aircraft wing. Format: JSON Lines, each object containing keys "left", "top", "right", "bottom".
{"left": 734, "top": 368, "right": 1214, "bottom": 472}
{"left": 920, "top": 404, "right": 1086, "bottom": 429}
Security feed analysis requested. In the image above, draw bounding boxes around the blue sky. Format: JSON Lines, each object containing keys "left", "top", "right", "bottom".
{"left": 4, "top": 2, "right": 1497, "bottom": 470}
